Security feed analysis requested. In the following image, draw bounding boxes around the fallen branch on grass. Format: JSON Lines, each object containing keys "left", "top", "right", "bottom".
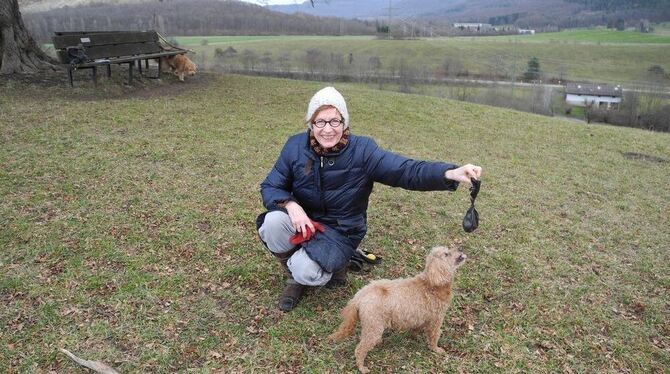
{"left": 60, "top": 348, "right": 120, "bottom": 374}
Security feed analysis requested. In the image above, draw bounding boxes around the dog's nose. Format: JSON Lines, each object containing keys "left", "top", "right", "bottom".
{"left": 456, "top": 253, "right": 466, "bottom": 263}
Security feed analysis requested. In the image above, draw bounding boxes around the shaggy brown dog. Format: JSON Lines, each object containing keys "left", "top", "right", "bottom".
{"left": 160, "top": 55, "right": 176, "bottom": 71}
{"left": 329, "top": 246, "right": 466, "bottom": 373}
{"left": 161, "top": 54, "right": 197, "bottom": 81}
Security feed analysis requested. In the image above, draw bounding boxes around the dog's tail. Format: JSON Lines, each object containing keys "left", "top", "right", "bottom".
{"left": 328, "top": 302, "right": 359, "bottom": 342}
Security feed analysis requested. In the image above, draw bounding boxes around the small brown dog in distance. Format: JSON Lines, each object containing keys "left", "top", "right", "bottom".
{"left": 329, "top": 246, "right": 466, "bottom": 373}
{"left": 161, "top": 54, "right": 196, "bottom": 81}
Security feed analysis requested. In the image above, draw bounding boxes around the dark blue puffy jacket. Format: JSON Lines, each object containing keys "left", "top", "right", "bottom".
{"left": 259, "top": 131, "right": 459, "bottom": 272}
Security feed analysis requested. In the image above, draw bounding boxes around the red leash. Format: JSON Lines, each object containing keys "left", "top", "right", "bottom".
{"left": 289, "top": 220, "right": 326, "bottom": 245}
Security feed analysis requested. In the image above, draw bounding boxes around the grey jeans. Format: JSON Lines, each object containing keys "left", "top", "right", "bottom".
{"left": 258, "top": 211, "right": 332, "bottom": 286}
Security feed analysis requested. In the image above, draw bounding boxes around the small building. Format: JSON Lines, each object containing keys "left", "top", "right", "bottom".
{"left": 565, "top": 83, "right": 622, "bottom": 109}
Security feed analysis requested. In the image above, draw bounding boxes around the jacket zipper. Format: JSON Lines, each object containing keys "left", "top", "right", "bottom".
{"left": 319, "top": 156, "right": 327, "bottom": 214}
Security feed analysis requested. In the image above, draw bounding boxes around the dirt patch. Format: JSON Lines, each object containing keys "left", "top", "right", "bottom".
{"left": 622, "top": 152, "right": 667, "bottom": 163}
{"left": 0, "top": 67, "right": 213, "bottom": 101}
{"left": 132, "top": 71, "right": 213, "bottom": 100}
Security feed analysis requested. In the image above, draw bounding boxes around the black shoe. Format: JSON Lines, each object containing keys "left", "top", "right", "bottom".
{"left": 325, "top": 267, "right": 348, "bottom": 289}
{"left": 278, "top": 279, "right": 305, "bottom": 312}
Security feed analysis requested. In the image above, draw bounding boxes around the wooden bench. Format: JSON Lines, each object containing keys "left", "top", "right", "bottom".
{"left": 52, "top": 31, "right": 187, "bottom": 86}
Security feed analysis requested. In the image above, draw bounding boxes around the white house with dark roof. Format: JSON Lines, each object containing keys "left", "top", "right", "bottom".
{"left": 565, "top": 83, "right": 622, "bottom": 109}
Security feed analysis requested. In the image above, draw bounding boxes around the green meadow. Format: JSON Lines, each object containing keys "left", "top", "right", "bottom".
{"left": 483, "top": 27, "right": 670, "bottom": 44}
{"left": 175, "top": 35, "right": 373, "bottom": 45}
{"left": 181, "top": 30, "right": 670, "bottom": 88}
{"left": 654, "top": 22, "right": 670, "bottom": 36}
{"left": 1, "top": 73, "right": 669, "bottom": 372}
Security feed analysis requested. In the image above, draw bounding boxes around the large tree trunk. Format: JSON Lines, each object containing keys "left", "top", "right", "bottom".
{"left": 0, "top": 0, "right": 55, "bottom": 74}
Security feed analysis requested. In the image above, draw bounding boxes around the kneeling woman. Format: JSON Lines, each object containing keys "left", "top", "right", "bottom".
{"left": 257, "top": 87, "right": 482, "bottom": 311}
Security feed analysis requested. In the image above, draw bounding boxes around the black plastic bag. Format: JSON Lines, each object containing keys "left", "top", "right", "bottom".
{"left": 463, "top": 178, "right": 480, "bottom": 233}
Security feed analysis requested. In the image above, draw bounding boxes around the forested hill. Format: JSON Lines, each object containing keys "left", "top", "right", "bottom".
{"left": 269, "top": 0, "right": 670, "bottom": 28}
{"left": 21, "top": 0, "right": 376, "bottom": 42}
{"left": 564, "top": 0, "right": 670, "bottom": 11}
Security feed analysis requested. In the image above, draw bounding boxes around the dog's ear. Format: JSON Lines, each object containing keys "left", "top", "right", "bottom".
{"left": 426, "top": 252, "right": 450, "bottom": 286}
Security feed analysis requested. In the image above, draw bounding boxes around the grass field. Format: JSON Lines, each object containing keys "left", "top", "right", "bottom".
{"left": 179, "top": 31, "right": 670, "bottom": 89}
{"left": 40, "top": 28, "right": 670, "bottom": 88}
{"left": 1, "top": 73, "right": 669, "bottom": 372}
{"left": 176, "top": 35, "right": 373, "bottom": 46}
{"left": 172, "top": 27, "right": 670, "bottom": 47}
{"left": 651, "top": 22, "right": 670, "bottom": 36}
{"left": 484, "top": 27, "right": 670, "bottom": 44}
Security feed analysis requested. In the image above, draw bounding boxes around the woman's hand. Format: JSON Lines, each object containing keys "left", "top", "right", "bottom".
{"left": 284, "top": 201, "right": 316, "bottom": 238}
{"left": 445, "top": 164, "right": 483, "bottom": 184}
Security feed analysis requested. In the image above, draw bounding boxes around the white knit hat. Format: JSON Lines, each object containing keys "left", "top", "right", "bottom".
{"left": 305, "top": 86, "right": 349, "bottom": 129}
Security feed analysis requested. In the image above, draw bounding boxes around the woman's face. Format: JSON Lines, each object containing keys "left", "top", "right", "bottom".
{"left": 312, "top": 107, "right": 344, "bottom": 149}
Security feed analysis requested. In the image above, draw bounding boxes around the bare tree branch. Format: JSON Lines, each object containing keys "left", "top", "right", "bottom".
{"left": 60, "top": 349, "right": 120, "bottom": 374}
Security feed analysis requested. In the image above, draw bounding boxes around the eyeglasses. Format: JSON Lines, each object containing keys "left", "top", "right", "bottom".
{"left": 313, "top": 118, "right": 343, "bottom": 128}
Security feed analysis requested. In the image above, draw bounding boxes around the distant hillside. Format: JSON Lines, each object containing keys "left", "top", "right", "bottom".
{"left": 564, "top": 0, "right": 670, "bottom": 11}
{"left": 270, "top": 0, "right": 670, "bottom": 28}
{"left": 269, "top": 0, "right": 389, "bottom": 19}
{"left": 19, "top": 0, "right": 670, "bottom": 34}
{"left": 18, "top": 0, "right": 146, "bottom": 13}
{"left": 20, "top": 0, "right": 376, "bottom": 42}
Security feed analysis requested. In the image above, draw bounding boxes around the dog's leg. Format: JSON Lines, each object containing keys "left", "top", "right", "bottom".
{"left": 424, "top": 318, "right": 445, "bottom": 354}
{"left": 410, "top": 327, "right": 424, "bottom": 340}
{"left": 354, "top": 318, "right": 384, "bottom": 374}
